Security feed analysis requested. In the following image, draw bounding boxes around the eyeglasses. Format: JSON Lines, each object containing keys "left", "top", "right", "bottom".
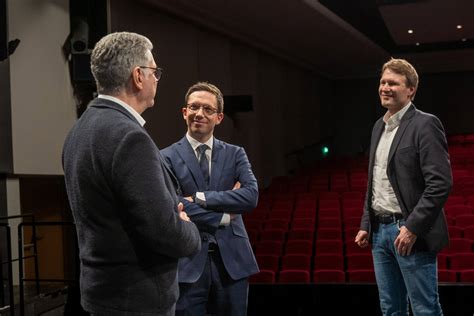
{"left": 139, "top": 66, "right": 163, "bottom": 81}
{"left": 186, "top": 103, "right": 219, "bottom": 116}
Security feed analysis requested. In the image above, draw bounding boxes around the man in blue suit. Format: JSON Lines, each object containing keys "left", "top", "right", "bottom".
{"left": 162, "top": 82, "right": 259, "bottom": 316}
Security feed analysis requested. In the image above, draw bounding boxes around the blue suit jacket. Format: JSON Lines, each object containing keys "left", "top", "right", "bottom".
{"left": 360, "top": 104, "right": 452, "bottom": 252}
{"left": 63, "top": 99, "right": 201, "bottom": 315}
{"left": 162, "top": 137, "right": 260, "bottom": 282}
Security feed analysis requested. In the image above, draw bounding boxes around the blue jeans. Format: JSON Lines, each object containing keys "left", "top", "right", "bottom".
{"left": 371, "top": 220, "right": 443, "bottom": 316}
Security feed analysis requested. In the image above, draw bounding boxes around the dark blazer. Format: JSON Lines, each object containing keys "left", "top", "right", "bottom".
{"left": 162, "top": 137, "right": 259, "bottom": 283}
{"left": 360, "top": 104, "right": 452, "bottom": 253}
{"left": 62, "top": 98, "right": 201, "bottom": 315}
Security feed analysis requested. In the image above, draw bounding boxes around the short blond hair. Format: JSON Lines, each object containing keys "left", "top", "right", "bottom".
{"left": 382, "top": 58, "right": 419, "bottom": 99}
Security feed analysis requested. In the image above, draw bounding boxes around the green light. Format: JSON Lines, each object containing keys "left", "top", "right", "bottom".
{"left": 322, "top": 146, "right": 329, "bottom": 155}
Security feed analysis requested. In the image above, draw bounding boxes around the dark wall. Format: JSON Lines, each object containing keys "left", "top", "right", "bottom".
{"left": 0, "top": 59, "right": 12, "bottom": 173}
{"left": 331, "top": 71, "right": 474, "bottom": 157}
{"left": 417, "top": 71, "right": 474, "bottom": 136}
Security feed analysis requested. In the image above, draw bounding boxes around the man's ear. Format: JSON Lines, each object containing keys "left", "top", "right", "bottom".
{"left": 215, "top": 112, "right": 224, "bottom": 125}
{"left": 132, "top": 67, "right": 144, "bottom": 90}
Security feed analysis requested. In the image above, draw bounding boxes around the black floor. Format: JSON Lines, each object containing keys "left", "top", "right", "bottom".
{"left": 248, "top": 283, "right": 474, "bottom": 316}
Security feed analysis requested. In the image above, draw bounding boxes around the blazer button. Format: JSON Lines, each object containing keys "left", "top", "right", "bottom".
{"left": 202, "top": 236, "right": 208, "bottom": 241}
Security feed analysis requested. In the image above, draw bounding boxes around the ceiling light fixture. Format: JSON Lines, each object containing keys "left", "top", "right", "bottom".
{"left": 457, "top": 25, "right": 463, "bottom": 29}
{"left": 408, "top": 29, "right": 414, "bottom": 34}
{"left": 415, "top": 42, "right": 420, "bottom": 46}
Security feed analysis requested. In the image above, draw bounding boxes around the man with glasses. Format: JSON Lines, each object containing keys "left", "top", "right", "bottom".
{"left": 162, "top": 82, "right": 259, "bottom": 316}
{"left": 63, "top": 32, "right": 201, "bottom": 315}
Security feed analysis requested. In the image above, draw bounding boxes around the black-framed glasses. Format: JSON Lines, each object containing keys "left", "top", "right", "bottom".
{"left": 186, "top": 103, "right": 219, "bottom": 116}
{"left": 139, "top": 66, "right": 163, "bottom": 81}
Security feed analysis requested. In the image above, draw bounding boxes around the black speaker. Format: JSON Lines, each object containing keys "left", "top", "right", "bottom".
{"left": 70, "top": 18, "right": 89, "bottom": 54}
{"left": 69, "top": 0, "right": 107, "bottom": 83}
{"left": 223, "top": 95, "right": 253, "bottom": 116}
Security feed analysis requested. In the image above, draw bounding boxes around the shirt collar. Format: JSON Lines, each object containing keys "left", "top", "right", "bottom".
{"left": 383, "top": 102, "right": 411, "bottom": 131}
{"left": 98, "top": 94, "right": 146, "bottom": 127}
{"left": 186, "top": 133, "right": 214, "bottom": 152}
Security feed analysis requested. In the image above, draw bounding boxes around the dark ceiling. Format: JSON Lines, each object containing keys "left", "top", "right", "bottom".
{"left": 320, "top": 0, "right": 474, "bottom": 53}
{"left": 142, "top": 0, "right": 474, "bottom": 79}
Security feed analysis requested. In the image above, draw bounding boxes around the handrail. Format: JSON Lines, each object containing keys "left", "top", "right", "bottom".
{"left": 0, "top": 224, "right": 14, "bottom": 316}
{"left": 17, "top": 221, "right": 75, "bottom": 316}
{"left": 0, "top": 213, "right": 35, "bottom": 316}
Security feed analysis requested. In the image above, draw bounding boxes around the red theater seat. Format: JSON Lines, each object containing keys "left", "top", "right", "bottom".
{"left": 313, "top": 270, "right": 345, "bottom": 283}
{"left": 437, "top": 253, "right": 448, "bottom": 269}
{"left": 314, "top": 239, "right": 343, "bottom": 255}
{"left": 318, "top": 207, "right": 341, "bottom": 219}
{"left": 255, "top": 254, "right": 280, "bottom": 273}
{"left": 447, "top": 205, "right": 472, "bottom": 217}
{"left": 259, "top": 229, "right": 286, "bottom": 243}
{"left": 281, "top": 254, "right": 311, "bottom": 270}
{"left": 318, "top": 217, "right": 342, "bottom": 228}
{"left": 264, "top": 219, "right": 290, "bottom": 231}
{"left": 345, "top": 241, "right": 371, "bottom": 255}
{"left": 313, "top": 254, "right": 344, "bottom": 270}
{"left": 278, "top": 270, "right": 310, "bottom": 283}
{"left": 347, "top": 269, "right": 376, "bottom": 283}
{"left": 455, "top": 214, "right": 474, "bottom": 228}
{"left": 440, "top": 238, "right": 472, "bottom": 254}
{"left": 288, "top": 229, "right": 315, "bottom": 241}
{"left": 285, "top": 240, "right": 313, "bottom": 255}
{"left": 464, "top": 225, "right": 474, "bottom": 240}
{"left": 346, "top": 253, "right": 374, "bottom": 270}
{"left": 449, "top": 253, "right": 474, "bottom": 270}
{"left": 255, "top": 240, "right": 283, "bottom": 256}
{"left": 438, "top": 269, "right": 457, "bottom": 282}
{"left": 291, "top": 218, "right": 316, "bottom": 229}
{"left": 249, "top": 270, "right": 275, "bottom": 283}
{"left": 316, "top": 228, "right": 342, "bottom": 240}
{"left": 448, "top": 226, "right": 464, "bottom": 238}
{"left": 459, "top": 270, "right": 474, "bottom": 282}
{"left": 343, "top": 216, "right": 362, "bottom": 228}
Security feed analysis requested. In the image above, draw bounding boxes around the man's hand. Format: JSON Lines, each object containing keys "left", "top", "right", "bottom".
{"left": 394, "top": 225, "right": 417, "bottom": 256}
{"left": 177, "top": 202, "right": 190, "bottom": 221}
{"left": 355, "top": 230, "right": 369, "bottom": 248}
{"left": 184, "top": 196, "right": 193, "bottom": 202}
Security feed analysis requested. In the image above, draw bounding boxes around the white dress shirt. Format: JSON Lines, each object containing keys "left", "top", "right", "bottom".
{"left": 98, "top": 95, "right": 146, "bottom": 126}
{"left": 371, "top": 103, "right": 411, "bottom": 215}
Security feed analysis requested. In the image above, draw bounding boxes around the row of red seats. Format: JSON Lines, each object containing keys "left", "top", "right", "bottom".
{"left": 255, "top": 252, "right": 474, "bottom": 271}
{"left": 251, "top": 237, "right": 474, "bottom": 257}
{"left": 251, "top": 268, "right": 474, "bottom": 284}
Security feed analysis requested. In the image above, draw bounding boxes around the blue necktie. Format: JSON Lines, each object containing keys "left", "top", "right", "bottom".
{"left": 197, "top": 144, "right": 210, "bottom": 186}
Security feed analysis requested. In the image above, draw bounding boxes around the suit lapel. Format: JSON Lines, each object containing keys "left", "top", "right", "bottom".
{"left": 176, "top": 137, "right": 207, "bottom": 189}
{"left": 387, "top": 105, "right": 416, "bottom": 163}
{"left": 210, "top": 139, "right": 225, "bottom": 190}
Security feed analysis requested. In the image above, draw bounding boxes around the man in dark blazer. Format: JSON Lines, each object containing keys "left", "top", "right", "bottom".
{"left": 62, "top": 32, "right": 201, "bottom": 316}
{"left": 161, "top": 82, "right": 259, "bottom": 316}
{"left": 355, "top": 58, "right": 452, "bottom": 315}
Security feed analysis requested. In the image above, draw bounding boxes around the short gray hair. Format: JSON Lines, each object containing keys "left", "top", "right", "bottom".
{"left": 90, "top": 32, "right": 153, "bottom": 95}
